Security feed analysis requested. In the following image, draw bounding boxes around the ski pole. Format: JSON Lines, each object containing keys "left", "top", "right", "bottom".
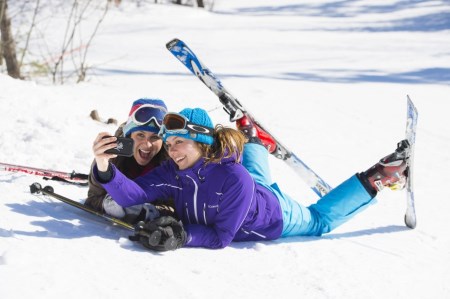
{"left": 29, "top": 182, "right": 134, "bottom": 231}
{"left": 29, "top": 183, "right": 165, "bottom": 246}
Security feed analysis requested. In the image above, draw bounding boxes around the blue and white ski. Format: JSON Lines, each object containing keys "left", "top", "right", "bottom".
{"left": 166, "top": 38, "right": 332, "bottom": 197}
{"left": 405, "top": 96, "right": 418, "bottom": 229}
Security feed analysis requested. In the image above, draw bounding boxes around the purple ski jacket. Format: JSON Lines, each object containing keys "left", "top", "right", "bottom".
{"left": 95, "top": 155, "right": 283, "bottom": 249}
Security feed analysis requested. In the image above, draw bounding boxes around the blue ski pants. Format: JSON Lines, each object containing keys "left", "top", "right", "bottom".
{"left": 242, "top": 143, "right": 377, "bottom": 237}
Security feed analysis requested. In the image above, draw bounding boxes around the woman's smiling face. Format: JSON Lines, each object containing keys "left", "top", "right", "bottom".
{"left": 165, "top": 136, "right": 203, "bottom": 170}
{"left": 130, "top": 131, "right": 163, "bottom": 166}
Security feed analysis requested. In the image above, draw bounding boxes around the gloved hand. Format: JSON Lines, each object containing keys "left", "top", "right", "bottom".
{"left": 130, "top": 216, "right": 187, "bottom": 251}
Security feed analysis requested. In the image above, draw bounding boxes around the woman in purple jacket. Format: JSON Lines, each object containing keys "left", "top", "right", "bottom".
{"left": 92, "top": 107, "right": 408, "bottom": 251}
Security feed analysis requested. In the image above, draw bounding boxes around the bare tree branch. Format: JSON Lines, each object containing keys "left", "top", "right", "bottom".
{"left": 75, "top": 1, "right": 110, "bottom": 82}
{"left": 51, "top": 0, "right": 78, "bottom": 83}
{"left": 19, "top": 0, "right": 40, "bottom": 68}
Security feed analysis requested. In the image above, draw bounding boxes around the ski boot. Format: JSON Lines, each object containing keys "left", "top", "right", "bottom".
{"left": 236, "top": 115, "right": 277, "bottom": 154}
{"left": 362, "top": 139, "right": 410, "bottom": 192}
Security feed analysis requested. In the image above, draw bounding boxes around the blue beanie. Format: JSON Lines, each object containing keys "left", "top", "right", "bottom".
{"left": 163, "top": 108, "right": 214, "bottom": 145}
{"left": 123, "top": 98, "right": 168, "bottom": 137}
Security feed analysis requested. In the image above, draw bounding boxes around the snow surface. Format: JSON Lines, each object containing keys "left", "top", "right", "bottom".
{"left": 1, "top": 1, "right": 450, "bottom": 298}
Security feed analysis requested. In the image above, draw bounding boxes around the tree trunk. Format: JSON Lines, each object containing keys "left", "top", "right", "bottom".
{"left": 0, "top": 0, "right": 4, "bottom": 66}
{"left": 196, "top": 0, "right": 204, "bottom": 8}
{"left": 0, "top": 0, "right": 21, "bottom": 79}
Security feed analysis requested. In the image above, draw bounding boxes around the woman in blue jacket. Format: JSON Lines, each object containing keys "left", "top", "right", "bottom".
{"left": 92, "top": 107, "right": 408, "bottom": 251}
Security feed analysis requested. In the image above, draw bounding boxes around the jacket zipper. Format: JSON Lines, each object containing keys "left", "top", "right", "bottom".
{"left": 186, "top": 175, "right": 199, "bottom": 224}
{"left": 185, "top": 202, "right": 191, "bottom": 224}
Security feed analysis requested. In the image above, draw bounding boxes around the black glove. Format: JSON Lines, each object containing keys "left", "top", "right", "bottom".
{"left": 130, "top": 216, "right": 187, "bottom": 251}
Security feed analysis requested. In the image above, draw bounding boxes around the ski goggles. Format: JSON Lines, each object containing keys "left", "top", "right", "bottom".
{"left": 130, "top": 104, "right": 168, "bottom": 127}
{"left": 159, "top": 112, "right": 214, "bottom": 137}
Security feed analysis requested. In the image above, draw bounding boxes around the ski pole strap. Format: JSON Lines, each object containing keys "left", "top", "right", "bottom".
{"left": 70, "top": 171, "right": 89, "bottom": 180}
{"left": 43, "top": 176, "right": 89, "bottom": 187}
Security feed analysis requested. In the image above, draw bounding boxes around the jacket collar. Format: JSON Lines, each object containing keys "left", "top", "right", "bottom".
{"left": 170, "top": 153, "right": 238, "bottom": 179}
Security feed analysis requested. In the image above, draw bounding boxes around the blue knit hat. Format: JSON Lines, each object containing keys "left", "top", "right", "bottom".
{"left": 162, "top": 108, "right": 214, "bottom": 145}
{"left": 123, "top": 98, "right": 168, "bottom": 137}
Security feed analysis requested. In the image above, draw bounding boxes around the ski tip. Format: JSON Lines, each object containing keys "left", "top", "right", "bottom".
{"left": 166, "top": 38, "right": 180, "bottom": 50}
{"left": 406, "top": 95, "right": 418, "bottom": 113}
{"left": 407, "top": 95, "right": 413, "bottom": 109}
{"left": 404, "top": 214, "right": 417, "bottom": 229}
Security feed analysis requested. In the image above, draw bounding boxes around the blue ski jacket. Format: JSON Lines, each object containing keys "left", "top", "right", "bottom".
{"left": 94, "top": 154, "right": 283, "bottom": 249}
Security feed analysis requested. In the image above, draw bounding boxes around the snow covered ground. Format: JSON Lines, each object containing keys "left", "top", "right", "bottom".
{"left": 1, "top": 1, "right": 449, "bottom": 298}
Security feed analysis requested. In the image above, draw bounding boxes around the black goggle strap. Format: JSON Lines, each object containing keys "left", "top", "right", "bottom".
{"left": 183, "top": 121, "right": 214, "bottom": 136}
{"left": 160, "top": 123, "right": 214, "bottom": 137}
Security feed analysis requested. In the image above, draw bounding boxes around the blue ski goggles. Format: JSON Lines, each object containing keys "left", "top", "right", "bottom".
{"left": 131, "top": 104, "right": 167, "bottom": 127}
{"left": 159, "top": 112, "right": 214, "bottom": 137}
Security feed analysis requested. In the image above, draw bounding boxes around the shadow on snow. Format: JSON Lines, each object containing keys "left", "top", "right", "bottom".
{"left": 5, "top": 200, "right": 129, "bottom": 240}
{"left": 216, "top": 1, "right": 450, "bottom": 32}
{"left": 93, "top": 67, "right": 450, "bottom": 85}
